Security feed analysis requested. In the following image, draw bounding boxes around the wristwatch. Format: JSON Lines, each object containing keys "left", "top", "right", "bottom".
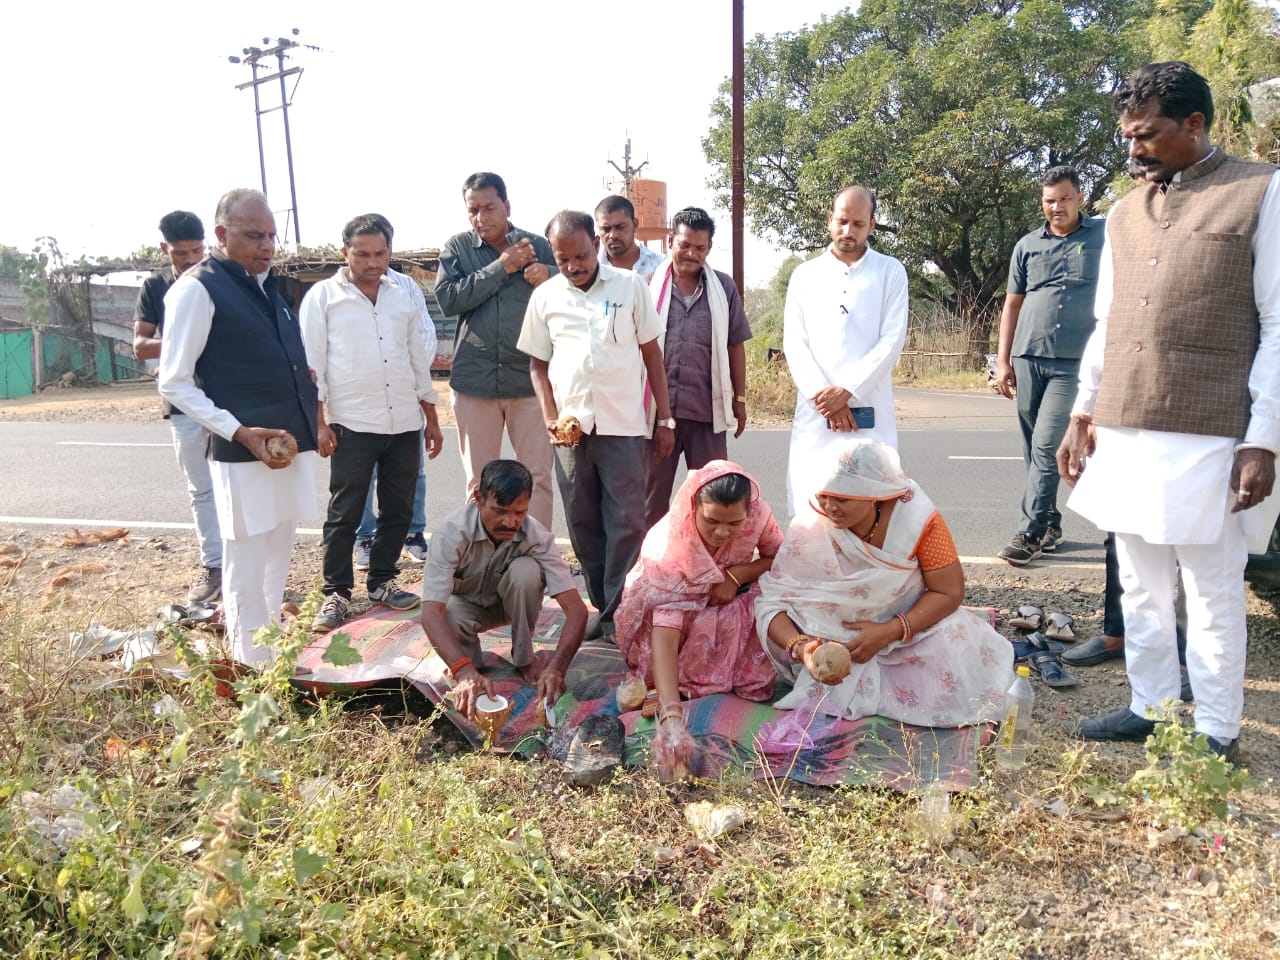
{"left": 658, "top": 417, "right": 677, "bottom": 430}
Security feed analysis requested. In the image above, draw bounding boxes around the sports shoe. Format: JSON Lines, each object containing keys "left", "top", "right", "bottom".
{"left": 369, "top": 579, "right": 420, "bottom": 611}
{"left": 353, "top": 537, "right": 373, "bottom": 570}
{"left": 1040, "top": 525, "right": 1063, "bottom": 552}
{"left": 998, "top": 532, "right": 1042, "bottom": 566}
{"left": 187, "top": 566, "right": 222, "bottom": 605}
{"left": 402, "top": 532, "right": 429, "bottom": 562}
{"left": 312, "top": 593, "right": 350, "bottom": 633}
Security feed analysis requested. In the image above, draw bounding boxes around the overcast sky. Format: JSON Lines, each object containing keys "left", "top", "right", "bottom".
{"left": 0, "top": 0, "right": 850, "bottom": 286}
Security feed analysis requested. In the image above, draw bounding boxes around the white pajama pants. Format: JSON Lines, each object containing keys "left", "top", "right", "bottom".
{"left": 222, "top": 522, "right": 296, "bottom": 665}
{"left": 1115, "top": 520, "right": 1248, "bottom": 740}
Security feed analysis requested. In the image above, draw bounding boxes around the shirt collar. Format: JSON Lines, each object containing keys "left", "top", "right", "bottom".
{"left": 336, "top": 266, "right": 393, "bottom": 290}
{"left": 471, "top": 224, "right": 523, "bottom": 249}
{"left": 1039, "top": 216, "right": 1094, "bottom": 239}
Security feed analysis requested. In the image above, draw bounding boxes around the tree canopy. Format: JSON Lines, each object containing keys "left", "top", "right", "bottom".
{"left": 705, "top": 0, "right": 1279, "bottom": 350}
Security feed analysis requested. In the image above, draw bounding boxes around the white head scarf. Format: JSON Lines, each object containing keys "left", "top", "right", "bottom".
{"left": 815, "top": 441, "right": 912, "bottom": 502}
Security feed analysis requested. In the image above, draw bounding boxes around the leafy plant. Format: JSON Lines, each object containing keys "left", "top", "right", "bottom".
{"left": 1128, "top": 709, "right": 1252, "bottom": 828}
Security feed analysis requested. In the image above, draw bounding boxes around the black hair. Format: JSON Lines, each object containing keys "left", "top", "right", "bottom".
{"left": 832, "top": 186, "right": 877, "bottom": 220}
{"left": 158, "top": 210, "right": 204, "bottom": 243}
{"left": 478, "top": 459, "right": 533, "bottom": 505}
{"left": 1040, "top": 165, "right": 1081, "bottom": 190}
{"left": 670, "top": 206, "right": 715, "bottom": 240}
{"left": 1113, "top": 61, "right": 1214, "bottom": 127}
{"left": 595, "top": 195, "right": 636, "bottom": 220}
{"left": 696, "top": 472, "right": 752, "bottom": 507}
{"left": 342, "top": 214, "right": 392, "bottom": 247}
{"left": 462, "top": 171, "right": 508, "bottom": 203}
{"left": 546, "top": 210, "right": 596, "bottom": 240}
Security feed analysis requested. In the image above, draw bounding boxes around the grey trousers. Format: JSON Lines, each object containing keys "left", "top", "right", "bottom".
{"left": 445, "top": 555, "right": 545, "bottom": 668}
{"left": 554, "top": 433, "right": 648, "bottom": 624}
{"left": 645, "top": 417, "right": 728, "bottom": 528}
{"left": 1013, "top": 356, "right": 1078, "bottom": 538}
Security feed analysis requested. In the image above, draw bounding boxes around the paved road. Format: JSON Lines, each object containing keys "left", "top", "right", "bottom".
{"left": 0, "top": 388, "right": 1104, "bottom": 567}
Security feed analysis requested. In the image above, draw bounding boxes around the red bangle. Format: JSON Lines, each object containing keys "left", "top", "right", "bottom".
{"left": 448, "top": 656, "right": 472, "bottom": 676}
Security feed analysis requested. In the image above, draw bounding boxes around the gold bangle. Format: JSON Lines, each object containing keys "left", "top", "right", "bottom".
{"left": 724, "top": 567, "right": 742, "bottom": 587}
{"left": 734, "top": 395, "right": 747, "bottom": 404}
{"left": 659, "top": 703, "right": 684, "bottom": 723}
{"left": 786, "top": 634, "right": 809, "bottom": 660}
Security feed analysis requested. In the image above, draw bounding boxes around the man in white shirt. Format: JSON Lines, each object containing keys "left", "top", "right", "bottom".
{"left": 782, "top": 186, "right": 909, "bottom": 515}
{"left": 300, "top": 214, "right": 443, "bottom": 633}
{"left": 352, "top": 214, "right": 442, "bottom": 567}
{"left": 1058, "top": 62, "right": 1280, "bottom": 761}
{"left": 594, "top": 195, "right": 665, "bottom": 281}
{"left": 519, "top": 210, "right": 675, "bottom": 640}
{"left": 159, "top": 188, "right": 320, "bottom": 666}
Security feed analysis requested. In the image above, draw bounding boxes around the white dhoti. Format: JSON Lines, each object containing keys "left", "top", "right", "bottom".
{"left": 1069, "top": 426, "right": 1279, "bottom": 739}
{"left": 213, "top": 452, "right": 320, "bottom": 664}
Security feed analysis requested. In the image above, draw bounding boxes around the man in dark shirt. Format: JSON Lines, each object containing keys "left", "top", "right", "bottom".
{"left": 645, "top": 206, "right": 751, "bottom": 526}
{"left": 132, "top": 210, "right": 223, "bottom": 604}
{"left": 994, "top": 167, "right": 1104, "bottom": 565}
{"left": 436, "top": 172, "right": 558, "bottom": 528}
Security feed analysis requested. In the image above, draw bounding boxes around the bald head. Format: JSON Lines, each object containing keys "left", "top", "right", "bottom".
{"left": 828, "top": 186, "right": 877, "bottom": 265}
{"left": 213, "top": 188, "right": 277, "bottom": 275}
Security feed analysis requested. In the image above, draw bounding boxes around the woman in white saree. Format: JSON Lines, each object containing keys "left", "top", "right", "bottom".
{"left": 756, "top": 442, "right": 1012, "bottom": 727}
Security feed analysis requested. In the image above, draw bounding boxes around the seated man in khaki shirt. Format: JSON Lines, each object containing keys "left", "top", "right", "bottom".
{"left": 420, "top": 459, "right": 588, "bottom": 718}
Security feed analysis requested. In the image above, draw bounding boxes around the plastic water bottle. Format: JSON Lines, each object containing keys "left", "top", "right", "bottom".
{"left": 919, "top": 778, "right": 953, "bottom": 842}
{"left": 996, "top": 665, "right": 1034, "bottom": 769}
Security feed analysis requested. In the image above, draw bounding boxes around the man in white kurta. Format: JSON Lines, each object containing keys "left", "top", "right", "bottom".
{"left": 783, "top": 186, "right": 909, "bottom": 516}
{"left": 1058, "top": 62, "right": 1280, "bottom": 759}
{"left": 159, "top": 189, "right": 320, "bottom": 666}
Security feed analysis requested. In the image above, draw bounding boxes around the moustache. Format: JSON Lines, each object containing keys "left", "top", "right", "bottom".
{"left": 493, "top": 526, "right": 519, "bottom": 534}
{"left": 1127, "top": 158, "right": 1157, "bottom": 179}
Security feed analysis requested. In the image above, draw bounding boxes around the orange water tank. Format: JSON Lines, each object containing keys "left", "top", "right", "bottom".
{"left": 630, "top": 179, "right": 668, "bottom": 242}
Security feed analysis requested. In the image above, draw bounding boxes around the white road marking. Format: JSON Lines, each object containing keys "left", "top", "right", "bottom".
{"left": 959, "top": 555, "right": 1103, "bottom": 570}
{"left": 55, "top": 441, "right": 171, "bottom": 448}
{"left": 948, "top": 455, "right": 1022, "bottom": 460}
{"left": 0, "top": 515, "right": 575, "bottom": 549}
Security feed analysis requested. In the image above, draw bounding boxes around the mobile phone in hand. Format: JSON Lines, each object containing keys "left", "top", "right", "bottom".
{"left": 827, "top": 406, "right": 876, "bottom": 430}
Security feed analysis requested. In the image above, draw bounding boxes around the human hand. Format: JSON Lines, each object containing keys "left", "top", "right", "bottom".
{"left": 535, "top": 667, "right": 566, "bottom": 705}
{"left": 317, "top": 422, "right": 337, "bottom": 458}
{"left": 499, "top": 238, "right": 537, "bottom": 274}
{"left": 732, "top": 399, "right": 747, "bottom": 438}
{"left": 812, "top": 385, "right": 853, "bottom": 419}
{"left": 707, "top": 577, "right": 738, "bottom": 607}
{"left": 840, "top": 618, "right": 900, "bottom": 664}
{"left": 826, "top": 406, "right": 856, "bottom": 432}
{"left": 995, "top": 359, "right": 1016, "bottom": 399}
{"left": 233, "top": 426, "right": 294, "bottom": 469}
{"left": 451, "top": 665, "right": 496, "bottom": 720}
{"left": 653, "top": 425, "right": 675, "bottom": 461}
{"left": 523, "top": 262, "right": 551, "bottom": 287}
{"left": 424, "top": 421, "right": 444, "bottom": 459}
{"left": 1056, "top": 416, "right": 1096, "bottom": 488}
{"left": 1230, "top": 448, "right": 1276, "bottom": 513}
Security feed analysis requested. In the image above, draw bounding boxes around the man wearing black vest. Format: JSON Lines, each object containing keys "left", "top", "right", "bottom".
{"left": 1058, "top": 62, "right": 1280, "bottom": 762}
{"left": 159, "top": 188, "right": 320, "bottom": 666}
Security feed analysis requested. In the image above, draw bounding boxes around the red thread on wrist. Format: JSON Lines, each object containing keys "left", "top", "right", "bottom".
{"left": 449, "top": 656, "right": 472, "bottom": 676}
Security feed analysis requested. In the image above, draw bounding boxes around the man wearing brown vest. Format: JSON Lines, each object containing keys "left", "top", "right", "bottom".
{"left": 1058, "top": 62, "right": 1280, "bottom": 763}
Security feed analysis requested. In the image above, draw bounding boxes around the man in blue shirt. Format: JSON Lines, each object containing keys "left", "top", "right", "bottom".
{"left": 994, "top": 166, "right": 1104, "bottom": 565}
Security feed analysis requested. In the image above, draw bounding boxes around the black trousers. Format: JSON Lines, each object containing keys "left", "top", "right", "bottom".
{"left": 322, "top": 426, "right": 420, "bottom": 598}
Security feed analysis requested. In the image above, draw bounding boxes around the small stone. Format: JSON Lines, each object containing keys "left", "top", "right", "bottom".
{"left": 1046, "top": 798, "right": 1070, "bottom": 818}
{"left": 1184, "top": 865, "right": 1202, "bottom": 884}
{"left": 1014, "top": 906, "right": 1040, "bottom": 929}
{"left": 1196, "top": 867, "right": 1216, "bottom": 886}
{"left": 947, "top": 846, "right": 978, "bottom": 866}
{"left": 974, "top": 917, "right": 987, "bottom": 934}
{"left": 1203, "top": 880, "right": 1222, "bottom": 898}
{"left": 654, "top": 846, "right": 679, "bottom": 864}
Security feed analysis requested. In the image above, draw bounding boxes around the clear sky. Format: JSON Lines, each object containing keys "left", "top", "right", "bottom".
{"left": 0, "top": 0, "right": 850, "bottom": 286}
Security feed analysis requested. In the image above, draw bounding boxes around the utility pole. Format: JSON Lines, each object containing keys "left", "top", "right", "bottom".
{"left": 228, "top": 29, "right": 310, "bottom": 245}
{"left": 607, "top": 137, "right": 648, "bottom": 200}
{"left": 732, "top": 0, "right": 745, "bottom": 297}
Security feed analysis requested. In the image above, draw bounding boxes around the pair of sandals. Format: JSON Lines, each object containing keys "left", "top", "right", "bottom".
{"left": 1010, "top": 632, "right": 1079, "bottom": 687}
{"left": 1008, "top": 605, "right": 1076, "bottom": 642}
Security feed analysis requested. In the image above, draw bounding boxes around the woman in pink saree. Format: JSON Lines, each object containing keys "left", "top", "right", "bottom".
{"left": 756, "top": 441, "right": 1011, "bottom": 727}
{"left": 615, "top": 460, "right": 783, "bottom": 723}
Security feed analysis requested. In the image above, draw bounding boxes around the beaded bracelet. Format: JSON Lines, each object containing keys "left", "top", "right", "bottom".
{"left": 658, "top": 703, "right": 684, "bottom": 724}
{"left": 724, "top": 567, "right": 742, "bottom": 588}
{"left": 449, "top": 656, "right": 472, "bottom": 676}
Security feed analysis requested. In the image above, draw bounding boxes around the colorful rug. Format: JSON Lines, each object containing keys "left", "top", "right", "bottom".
{"left": 293, "top": 583, "right": 991, "bottom": 792}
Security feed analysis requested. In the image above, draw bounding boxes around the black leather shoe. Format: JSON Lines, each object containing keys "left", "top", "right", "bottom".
{"left": 1205, "top": 735, "right": 1240, "bottom": 764}
{"left": 1077, "top": 707, "right": 1156, "bottom": 742}
{"left": 1061, "top": 635, "right": 1125, "bottom": 667}
{"left": 1179, "top": 666, "right": 1193, "bottom": 703}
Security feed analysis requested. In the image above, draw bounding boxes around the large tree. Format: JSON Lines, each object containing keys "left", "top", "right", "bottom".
{"left": 705, "top": 0, "right": 1146, "bottom": 354}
